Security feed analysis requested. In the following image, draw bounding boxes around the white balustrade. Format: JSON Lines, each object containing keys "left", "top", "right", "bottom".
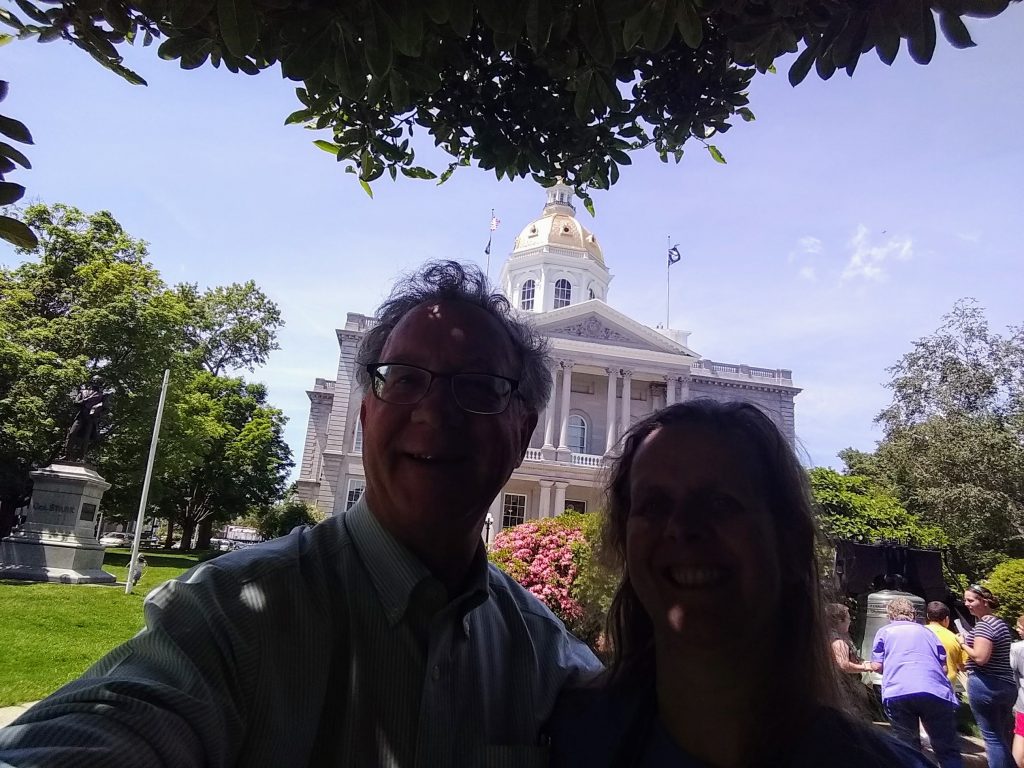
{"left": 524, "top": 448, "right": 543, "bottom": 462}
{"left": 570, "top": 453, "right": 604, "bottom": 468}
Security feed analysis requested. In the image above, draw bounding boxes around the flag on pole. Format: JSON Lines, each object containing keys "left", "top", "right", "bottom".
{"left": 485, "top": 209, "right": 500, "bottom": 255}
{"left": 668, "top": 245, "right": 682, "bottom": 266}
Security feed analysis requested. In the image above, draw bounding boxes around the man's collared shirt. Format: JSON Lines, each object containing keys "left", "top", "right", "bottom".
{"left": 0, "top": 498, "right": 601, "bottom": 767}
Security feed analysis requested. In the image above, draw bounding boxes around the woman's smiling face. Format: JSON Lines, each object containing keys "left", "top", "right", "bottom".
{"left": 625, "top": 423, "right": 783, "bottom": 650}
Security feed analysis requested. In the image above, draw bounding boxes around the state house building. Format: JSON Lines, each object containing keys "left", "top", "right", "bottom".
{"left": 296, "top": 184, "right": 800, "bottom": 542}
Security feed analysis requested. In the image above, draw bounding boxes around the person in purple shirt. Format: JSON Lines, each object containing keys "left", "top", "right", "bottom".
{"left": 871, "top": 596, "right": 962, "bottom": 768}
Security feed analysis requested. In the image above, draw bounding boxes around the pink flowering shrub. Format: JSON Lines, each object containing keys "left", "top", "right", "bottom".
{"left": 490, "top": 512, "right": 616, "bottom": 645}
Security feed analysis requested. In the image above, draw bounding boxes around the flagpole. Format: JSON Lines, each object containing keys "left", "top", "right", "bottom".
{"left": 126, "top": 368, "right": 169, "bottom": 596}
{"left": 666, "top": 234, "right": 671, "bottom": 329}
{"left": 485, "top": 208, "right": 494, "bottom": 280}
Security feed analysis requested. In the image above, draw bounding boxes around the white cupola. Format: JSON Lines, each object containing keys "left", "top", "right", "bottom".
{"left": 499, "top": 183, "right": 612, "bottom": 314}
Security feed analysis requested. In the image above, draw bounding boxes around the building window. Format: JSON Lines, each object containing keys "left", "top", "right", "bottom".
{"left": 520, "top": 279, "right": 535, "bottom": 311}
{"left": 554, "top": 279, "right": 572, "bottom": 309}
{"left": 502, "top": 493, "right": 527, "bottom": 529}
{"left": 345, "top": 478, "right": 365, "bottom": 510}
{"left": 568, "top": 414, "right": 588, "bottom": 454}
{"left": 588, "top": 288, "right": 595, "bottom": 300}
{"left": 352, "top": 420, "right": 362, "bottom": 453}
{"left": 564, "top": 499, "right": 587, "bottom": 514}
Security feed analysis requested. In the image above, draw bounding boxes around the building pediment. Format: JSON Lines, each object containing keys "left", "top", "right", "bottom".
{"left": 533, "top": 301, "right": 697, "bottom": 357}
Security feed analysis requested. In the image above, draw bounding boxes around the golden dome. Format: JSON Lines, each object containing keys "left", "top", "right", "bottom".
{"left": 511, "top": 184, "right": 605, "bottom": 267}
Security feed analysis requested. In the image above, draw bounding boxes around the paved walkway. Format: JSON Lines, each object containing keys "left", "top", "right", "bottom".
{"left": 0, "top": 702, "right": 37, "bottom": 729}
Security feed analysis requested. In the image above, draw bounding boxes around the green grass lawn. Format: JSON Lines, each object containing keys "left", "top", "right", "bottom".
{"left": 0, "top": 548, "right": 220, "bottom": 707}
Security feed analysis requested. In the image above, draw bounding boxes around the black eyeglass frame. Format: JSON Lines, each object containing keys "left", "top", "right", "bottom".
{"left": 365, "top": 362, "right": 521, "bottom": 415}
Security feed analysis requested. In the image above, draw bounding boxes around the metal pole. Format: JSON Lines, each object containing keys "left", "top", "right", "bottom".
{"left": 126, "top": 368, "right": 170, "bottom": 595}
{"left": 666, "top": 234, "right": 671, "bottom": 330}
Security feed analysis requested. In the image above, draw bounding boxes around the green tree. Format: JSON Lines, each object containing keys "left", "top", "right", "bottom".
{"left": 0, "top": 203, "right": 189, "bottom": 537}
{"left": 256, "top": 494, "right": 321, "bottom": 540}
{"left": 809, "top": 467, "right": 946, "bottom": 548}
{"left": 177, "top": 280, "right": 283, "bottom": 376}
{"left": 0, "top": 1, "right": 1015, "bottom": 202}
{"left": 985, "top": 559, "right": 1024, "bottom": 628}
{"left": 151, "top": 372, "right": 292, "bottom": 551}
{"left": 840, "top": 300, "right": 1024, "bottom": 579}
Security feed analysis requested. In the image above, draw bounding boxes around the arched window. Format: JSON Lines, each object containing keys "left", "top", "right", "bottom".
{"left": 554, "top": 279, "right": 572, "bottom": 309}
{"left": 568, "top": 414, "right": 588, "bottom": 454}
{"left": 588, "top": 288, "right": 596, "bottom": 300}
{"left": 520, "top": 279, "right": 535, "bottom": 311}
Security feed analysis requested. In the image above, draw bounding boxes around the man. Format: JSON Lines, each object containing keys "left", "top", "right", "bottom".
{"left": 871, "top": 597, "right": 962, "bottom": 768}
{"left": 926, "top": 600, "right": 968, "bottom": 687}
{"left": 0, "top": 261, "right": 601, "bottom": 767}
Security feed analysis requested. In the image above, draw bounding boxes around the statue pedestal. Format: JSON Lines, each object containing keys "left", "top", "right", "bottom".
{"left": 0, "top": 463, "right": 116, "bottom": 584}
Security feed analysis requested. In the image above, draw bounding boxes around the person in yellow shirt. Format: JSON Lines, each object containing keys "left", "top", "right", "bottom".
{"left": 927, "top": 601, "right": 968, "bottom": 684}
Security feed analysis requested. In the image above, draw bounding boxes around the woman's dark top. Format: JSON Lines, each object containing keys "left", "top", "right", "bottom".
{"left": 546, "top": 681, "right": 932, "bottom": 768}
{"left": 966, "top": 614, "right": 1014, "bottom": 684}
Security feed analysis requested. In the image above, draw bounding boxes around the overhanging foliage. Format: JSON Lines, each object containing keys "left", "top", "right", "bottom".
{"left": 0, "top": 0, "right": 1016, "bottom": 210}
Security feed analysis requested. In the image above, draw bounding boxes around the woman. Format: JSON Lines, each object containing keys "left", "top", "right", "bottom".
{"left": 547, "top": 400, "right": 929, "bottom": 767}
{"left": 870, "top": 597, "right": 961, "bottom": 768}
{"left": 960, "top": 585, "right": 1015, "bottom": 768}
{"left": 828, "top": 602, "right": 875, "bottom": 714}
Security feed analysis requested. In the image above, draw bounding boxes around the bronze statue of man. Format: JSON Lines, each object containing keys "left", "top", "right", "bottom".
{"left": 62, "top": 384, "right": 110, "bottom": 463}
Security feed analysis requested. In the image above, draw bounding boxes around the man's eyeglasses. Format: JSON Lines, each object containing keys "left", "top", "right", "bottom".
{"left": 366, "top": 363, "right": 519, "bottom": 415}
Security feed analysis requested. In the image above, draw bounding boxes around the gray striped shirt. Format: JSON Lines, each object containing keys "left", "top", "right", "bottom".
{"left": 0, "top": 498, "right": 601, "bottom": 767}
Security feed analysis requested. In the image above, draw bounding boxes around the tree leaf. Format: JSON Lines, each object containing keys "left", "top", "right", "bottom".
{"left": 0, "top": 141, "right": 30, "bottom": 168}
{"left": 13, "top": 0, "right": 48, "bottom": 26}
{"left": 643, "top": 0, "right": 675, "bottom": 53}
{"left": 788, "top": 38, "right": 819, "bottom": 86}
{"left": 583, "top": 195, "right": 596, "bottom": 216}
{"left": 313, "top": 139, "right": 339, "bottom": 155}
{"left": 875, "top": 22, "right": 900, "bottom": 65}
{"left": 364, "top": 1, "right": 393, "bottom": 78}
{"left": 907, "top": 5, "right": 937, "bottom": 64}
{"left": 938, "top": 13, "right": 976, "bottom": 49}
{"left": 284, "top": 108, "right": 311, "bottom": 125}
{"left": 578, "top": 0, "right": 614, "bottom": 67}
{"left": 622, "top": 8, "right": 645, "bottom": 49}
{"left": 706, "top": 144, "right": 726, "bottom": 164}
{"left": 447, "top": 0, "right": 472, "bottom": 36}
{"left": 0, "top": 181, "right": 25, "bottom": 204}
{"left": 525, "top": 0, "right": 552, "bottom": 52}
{"left": 170, "top": 0, "right": 216, "bottom": 28}
{"left": 0, "top": 9, "right": 26, "bottom": 32}
{"left": 737, "top": 107, "right": 755, "bottom": 122}
{"left": 0, "top": 114, "right": 33, "bottom": 145}
{"left": 218, "top": 0, "right": 258, "bottom": 58}
{"left": 0, "top": 81, "right": 8, "bottom": 101}
{"left": 0, "top": 214, "right": 37, "bottom": 249}
{"left": 573, "top": 69, "right": 594, "bottom": 122}
{"left": 422, "top": 0, "right": 450, "bottom": 25}
{"left": 675, "top": 0, "right": 702, "bottom": 49}
{"left": 359, "top": 178, "right": 374, "bottom": 198}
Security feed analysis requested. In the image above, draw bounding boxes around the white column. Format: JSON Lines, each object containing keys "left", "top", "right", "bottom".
{"left": 605, "top": 367, "right": 618, "bottom": 452}
{"left": 553, "top": 482, "right": 568, "bottom": 517}
{"left": 557, "top": 360, "right": 574, "bottom": 450}
{"left": 665, "top": 374, "right": 676, "bottom": 406}
{"left": 620, "top": 369, "right": 633, "bottom": 435}
{"left": 542, "top": 363, "right": 558, "bottom": 449}
{"left": 538, "top": 480, "right": 553, "bottom": 518}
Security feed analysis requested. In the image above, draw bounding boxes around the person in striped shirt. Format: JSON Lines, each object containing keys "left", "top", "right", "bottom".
{"left": 960, "top": 584, "right": 1016, "bottom": 768}
{"left": 0, "top": 261, "right": 601, "bottom": 767}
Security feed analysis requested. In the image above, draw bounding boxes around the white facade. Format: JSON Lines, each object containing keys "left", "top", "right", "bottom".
{"left": 296, "top": 186, "right": 800, "bottom": 543}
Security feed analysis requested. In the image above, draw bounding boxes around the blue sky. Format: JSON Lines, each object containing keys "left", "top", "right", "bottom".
{"left": 3, "top": 11, "right": 1022, "bottom": 474}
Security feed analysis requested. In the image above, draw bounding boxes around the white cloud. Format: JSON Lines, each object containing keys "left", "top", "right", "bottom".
{"left": 841, "top": 225, "right": 913, "bottom": 282}
{"left": 788, "top": 235, "right": 823, "bottom": 280}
